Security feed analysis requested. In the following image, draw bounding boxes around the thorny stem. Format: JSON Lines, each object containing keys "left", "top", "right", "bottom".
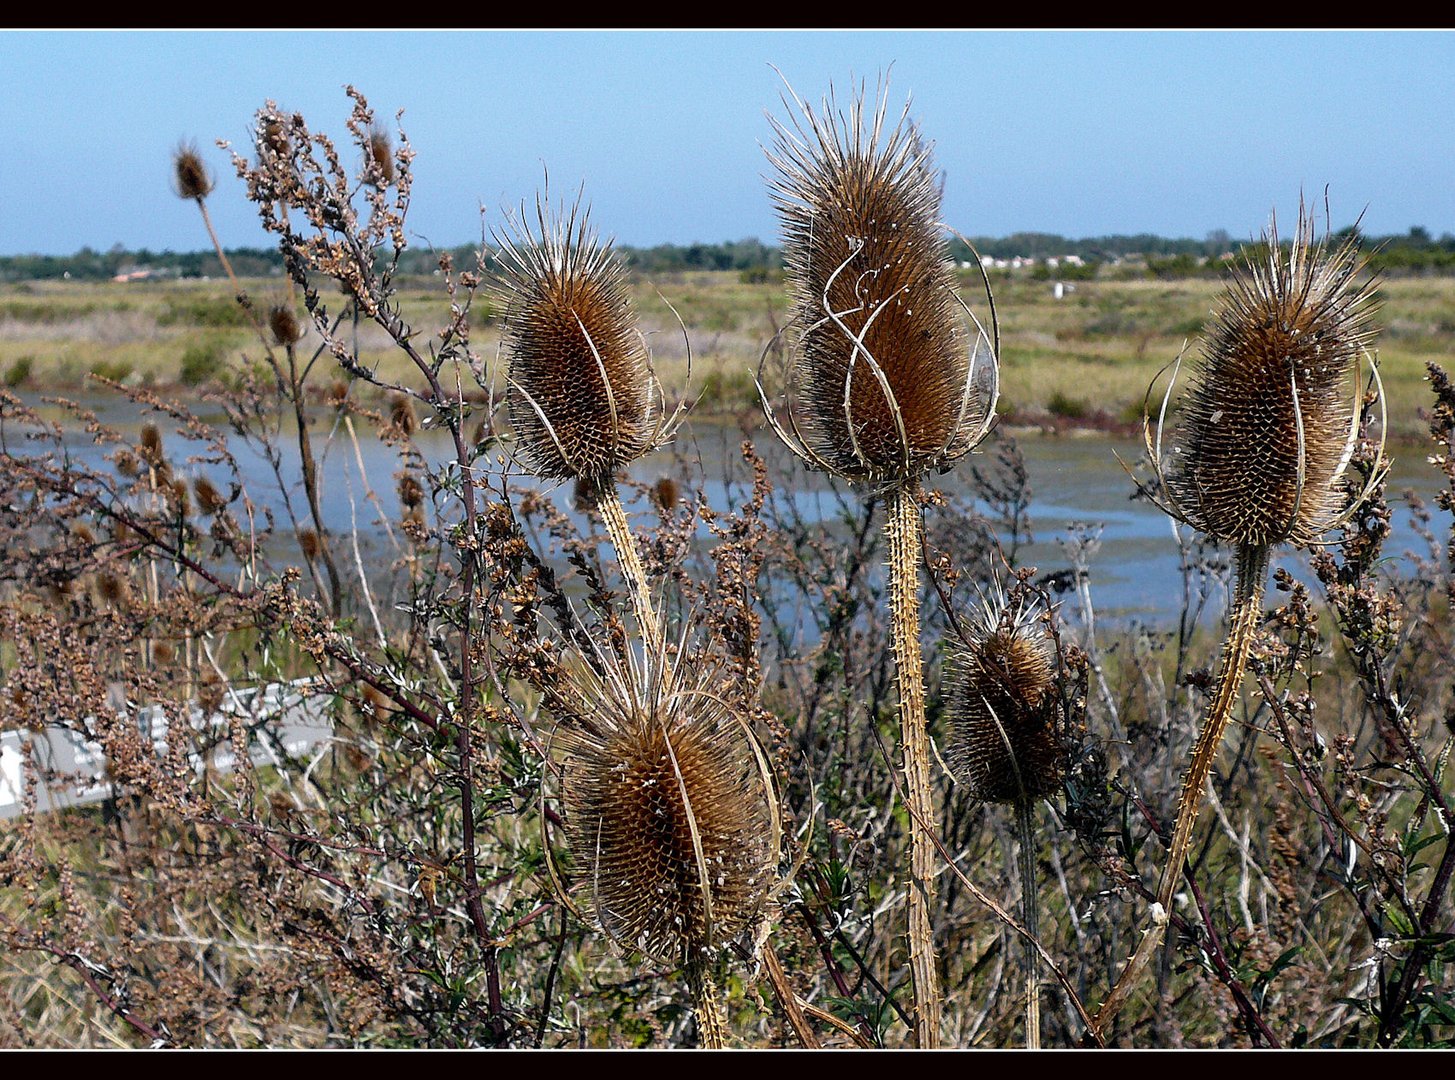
{"left": 760, "top": 938, "right": 822, "bottom": 1048}
{"left": 1092, "top": 542, "right": 1269, "bottom": 1040}
{"left": 591, "top": 480, "right": 664, "bottom": 650}
{"left": 1016, "top": 795, "right": 1041, "bottom": 1049}
{"left": 885, "top": 482, "right": 943, "bottom": 1048}
{"left": 687, "top": 956, "right": 728, "bottom": 1049}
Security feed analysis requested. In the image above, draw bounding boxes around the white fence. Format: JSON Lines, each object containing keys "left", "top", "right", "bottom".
{"left": 0, "top": 679, "right": 335, "bottom": 820}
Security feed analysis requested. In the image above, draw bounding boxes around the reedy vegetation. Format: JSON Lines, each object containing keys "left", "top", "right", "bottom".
{"left": 0, "top": 88, "right": 1451, "bottom": 1049}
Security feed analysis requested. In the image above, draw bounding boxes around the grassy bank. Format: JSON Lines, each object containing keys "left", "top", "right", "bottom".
{"left": 1, "top": 270, "right": 1450, "bottom": 437}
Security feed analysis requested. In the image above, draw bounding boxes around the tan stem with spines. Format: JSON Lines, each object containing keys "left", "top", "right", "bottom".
{"left": 1016, "top": 795, "right": 1041, "bottom": 1050}
{"left": 591, "top": 480, "right": 664, "bottom": 650}
{"left": 1091, "top": 542, "right": 1269, "bottom": 1038}
{"left": 687, "top": 956, "right": 728, "bottom": 1049}
{"left": 885, "top": 482, "right": 943, "bottom": 1049}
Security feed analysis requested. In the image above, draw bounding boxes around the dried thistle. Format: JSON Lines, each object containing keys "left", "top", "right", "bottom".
{"left": 139, "top": 423, "right": 165, "bottom": 468}
{"left": 172, "top": 141, "right": 214, "bottom": 201}
{"left": 547, "top": 631, "right": 780, "bottom": 1046}
{"left": 193, "top": 475, "right": 227, "bottom": 517}
{"left": 268, "top": 304, "right": 304, "bottom": 346}
{"left": 944, "top": 583, "right": 1064, "bottom": 1047}
{"left": 762, "top": 78, "right": 998, "bottom": 490}
{"left": 1096, "top": 204, "right": 1385, "bottom": 1038}
{"left": 1152, "top": 208, "right": 1384, "bottom": 548}
{"left": 397, "top": 473, "right": 424, "bottom": 511}
{"left": 651, "top": 476, "right": 681, "bottom": 513}
{"left": 945, "top": 586, "right": 1064, "bottom": 805}
{"left": 761, "top": 78, "right": 1002, "bottom": 1046}
{"left": 365, "top": 126, "right": 395, "bottom": 187}
{"left": 492, "top": 193, "right": 677, "bottom": 488}
{"left": 387, "top": 393, "right": 418, "bottom": 438}
{"left": 493, "top": 191, "right": 684, "bottom": 646}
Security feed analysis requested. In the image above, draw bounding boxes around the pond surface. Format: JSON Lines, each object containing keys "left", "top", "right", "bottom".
{"left": 12, "top": 393, "right": 1448, "bottom": 625}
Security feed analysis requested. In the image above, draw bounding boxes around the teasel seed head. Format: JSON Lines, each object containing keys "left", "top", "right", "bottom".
{"left": 548, "top": 632, "right": 780, "bottom": 966}
{"left": 172, "top": 141, "right": 214, "bottom": 201}
{"left": 651, "top": 475, "right": 681, "bottom": 513}
{"left": 1151, "top": 204, "right": 1384, "bottom": 549}
{"left": 365, "top": 126, "right": 395, "bottom": 187}
{"left": 387, "top": 393, "right": 418, "bottom": 438}
{"left": 269, "top": 304, "right": 304, "bottom": 345}
{"left": 193, "top": 475, "right": 227, "bottom": 517}
{"left": 139, "top": 423, "right": 165, "bottom": 467}
{"left": 493, "top": 192, "right": 678, "bottom": 487}
{"left": 298, "top": 528, "right": 321, "bottom": 561}
{"left": 762, "top": 79, "right": 998, "bottom": 489}
{"left": 397, "top": 473, "right": 424, "bottom": 510}
{"left": 944, "top": 585, "right": 1065, "bottom": 804}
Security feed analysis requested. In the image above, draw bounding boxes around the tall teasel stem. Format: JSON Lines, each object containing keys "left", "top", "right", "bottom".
{"left": 590, "top": 478, "right": 663, "bottom": 649}
{"left": 1016, "top": 795, "right": 1042, "bottom": 1049}
{"left": 886, "top": 481, "right": 943, "bottom": 1047}
{"left": 763, "top": 78, "right": 1000, "bottom": 1047}
{"left": 686, "top": 957, "right": 729, "bottom": 1049}
{"left": 1096, "top": 204, "right": 1383, "bottom": 1037}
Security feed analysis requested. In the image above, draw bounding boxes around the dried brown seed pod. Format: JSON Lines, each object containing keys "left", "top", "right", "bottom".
{"left": 172, "top": 141, "right": 214, "bottom": 200}
{"left": 387, "top": 393, "right": 417, "bottom": 438}
{"left": 298, "top": 528, "right": 321, "bottom": 561}
{"left": 1153, "top": 206, "right": 1383, "bottom": 549}
{"left": 493, "top": 194, "right": 677, "bottom": 486}
{"left": 549, "top": 636, "right": 779, "bottom": 968}
{"left": 96, "top": 572, "right": 131, "bottom": 609}
{"left": 268, "top": 303, "right": 304, "bottom": 345}
{"left": 366, "top": 126, "right": 394, "bottom": 187}
{"left": 650, "top": 475, "right": 681, "bottom": 513}
{"left": 763, "top": 81, "right": 998, "bottom": 489}
{"left": 193, "top": 475, "right": 227, "bottom": 517}
{"left": 944, "top": 587, "right": 1064, "bottom": 804}
{"left": 139, "top": 423, "right": 165, "bottom": 467}
{"left": 166, "top": 478, "right": 191, "bottom": 517}
{"left": 397, "top": 473, "right": 424, "bottom": 510}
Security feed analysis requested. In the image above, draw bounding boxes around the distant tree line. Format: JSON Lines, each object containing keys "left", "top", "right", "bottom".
{"left": 4, "top": 228, "right": 1453, "bottom": 283}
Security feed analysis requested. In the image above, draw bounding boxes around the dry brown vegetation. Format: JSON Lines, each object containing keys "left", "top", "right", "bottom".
{"left": 0, "top": 88, "right": 1451, "bottom": 1050}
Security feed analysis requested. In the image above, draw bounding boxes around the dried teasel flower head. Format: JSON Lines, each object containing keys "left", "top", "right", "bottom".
{"left": 397, "top": 473, "right": 424, "bottom": 510}
{"left": 139, "top": 423, "right": 165, "bottom": 467}
{"left": 651, "top": 475, "right": 681, "bottom": 513}
{"left": 193, "top": 475, "right": 227, "bottom": 517}
{"left": 365, "top": 125, "right": 395, "bottom": 187}
{"left": 1145, "top": 203, "right": 1385, "bottom": 549}
{"left": 493, "top": 191, "right": 682, "bottom": 488}
{"left": 944, "top": 583, "right": 1065, "bottom": 804}
{"left": 547, "top": 630, "right": 781, "bottom": 966}
{"left": 268, "top": 304, "right": 304, "bottom": 345}
{"left": 761, "top": 77, "right": 999, "bottom": 490}
{"left": 172, "top": 140, "right": 214, "bottom": 201}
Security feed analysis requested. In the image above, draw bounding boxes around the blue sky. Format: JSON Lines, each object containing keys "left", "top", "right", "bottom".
{"left": 2, "top": 30, "right": 1451, "bottom": 255}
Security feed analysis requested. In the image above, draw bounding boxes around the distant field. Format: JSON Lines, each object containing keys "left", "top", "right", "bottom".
{"left": 1, "top": 270, "right": 1450, "bottom": 437}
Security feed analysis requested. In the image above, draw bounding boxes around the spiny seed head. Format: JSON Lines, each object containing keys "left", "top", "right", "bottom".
{"left": 97, "top": 572, "right": 130, "bottom": 609}
{"left": 1163, "top": 206, "right": 1380, "bottom": 549}
{"left": 493, "top": 195, "right": 659, "bottom": 485}
{"left": 388, "top": 393, "right": 418, "bottom": 437}
{"left": 139, "top": 423, "right": 164, "bottom": 466}
{"left": 166, "top": 478, "right": 191, "bottom": 517}
{"left": 651, "top": 476, "right": 681, "bottom": 513}
{"left": 945, "top": 588, "right": 1064, "bottom": 804}
{"left": 269, "top": 304, "right": 304, "bottom": 345}
{"left": 298, "top": 528, "right": 321, "bottom": 561}
{"left": 366, "top": 127, "right": 394, "bottom": 187}
{"left": 766, "top": 80, "right": 997, "bottom": 488}
{"left": 172, "top": 141, "right": 214, "bottom": 200}
{"left": 551, "top": 641, "right": 779, "bottom": 965}
{"left": 397, "top": 473, "right": 424, "bottom": 510}
{"left": 193, "top": 475, "right": 226, "bottom": 516}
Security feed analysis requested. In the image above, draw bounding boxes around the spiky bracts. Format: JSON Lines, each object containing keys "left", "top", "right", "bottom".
{"left": 493, "top": 197, "right": 658, "bottom": 487}
{"left": 549, "top": 636, "right": 779, "bottom": 1045}
{"left": 1162, "top": 208, "right": 1380, "bottom": 548}
{"left": 765, "top": 83, "right": 996, "bottom": 488}
{"left": 172, "top": 142, "right": 214, "bottom": 201}
{"left": 944, "top": 588, "right": 1064, "bottom": 805}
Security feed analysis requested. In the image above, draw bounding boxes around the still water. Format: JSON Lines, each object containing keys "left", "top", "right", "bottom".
{"left": 15, "top": 394, "right": 1447, "bottom": 625}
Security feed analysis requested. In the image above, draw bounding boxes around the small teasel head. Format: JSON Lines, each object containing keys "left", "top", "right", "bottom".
{"left": 492, "top": 191, "right": 679, "bottom": 488}
{"left": 172, "top": 141, "right": 214, "bottom": 201}
{"left": 1149, "top": 203, "right": 1383, "bottom": 549}
{"left": 547, "top": 631, "right": 780, "bottom": 966}
{"left": 365, "top": 125, "right": 395, "bottom": 187}
{"left": 268, "top": 303, "right": 304, "bottom": 346}
{"left": 762, "top": 77, "right": 999, "bottom": 489}
{"left": 944, "top": 583, "right": 1065, "bottom": 804}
